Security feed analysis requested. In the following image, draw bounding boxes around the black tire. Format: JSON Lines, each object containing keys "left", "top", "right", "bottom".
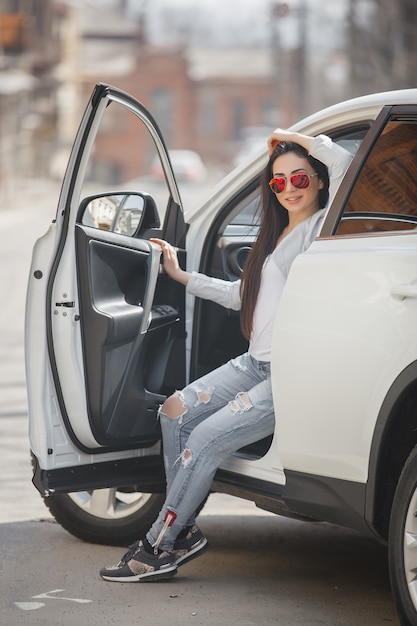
{"left": 43, "top": 488, "right": 165, "bottom": 546}
{"left": 389, "top": 445, "right": 417, "bottom": 625}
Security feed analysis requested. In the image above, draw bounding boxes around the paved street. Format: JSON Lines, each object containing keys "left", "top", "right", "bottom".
{"left": 1, "top": 509, "right": 399, "bottom": 626}
{"left": 0, "top": 179, "right": 400, "bottom": 625}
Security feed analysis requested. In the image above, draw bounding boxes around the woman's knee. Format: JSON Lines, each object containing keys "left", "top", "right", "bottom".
{"left": 160, "top": 386, "right": 216, "bottom": 421}
{"left": 160, "top": 391, "right": 188, "bottom": 421}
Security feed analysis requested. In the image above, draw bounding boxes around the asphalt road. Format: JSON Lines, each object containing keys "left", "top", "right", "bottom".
{"left": 0, "top": 178, "right": 401, "bottom": 625}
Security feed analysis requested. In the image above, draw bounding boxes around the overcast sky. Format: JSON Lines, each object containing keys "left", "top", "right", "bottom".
{"left": 85, "top": 0, "right": 348, "bottom": 50}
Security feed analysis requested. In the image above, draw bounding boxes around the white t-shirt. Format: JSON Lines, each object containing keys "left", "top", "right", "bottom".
{"left": 248, "top": 207, "right": 325, "bottom": 360}
{"left": 250, "top": 254, "right": 286, "bottom": 360}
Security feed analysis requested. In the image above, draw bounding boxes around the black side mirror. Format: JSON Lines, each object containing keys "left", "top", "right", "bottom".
{"left": 78, "top": 191, "right": 160, "bottom": 237}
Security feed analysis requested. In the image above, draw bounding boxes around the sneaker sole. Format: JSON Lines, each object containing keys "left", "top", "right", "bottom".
{"left": 100, "top": 564, "right": 177, "bottom": 583}
{"left": 175, "top": 537, "right": 208, "bottom": 567}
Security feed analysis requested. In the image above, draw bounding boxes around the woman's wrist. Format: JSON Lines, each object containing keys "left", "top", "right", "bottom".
{"left": 171, "top": 267, "right": 191, "bottom": 286}
{"left": 290, "top": 132, "right": 314, "bottom": 152}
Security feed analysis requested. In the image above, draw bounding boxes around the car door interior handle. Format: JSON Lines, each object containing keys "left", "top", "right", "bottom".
{"left": 391, "top": 282, "right": 417, "bottom": 300}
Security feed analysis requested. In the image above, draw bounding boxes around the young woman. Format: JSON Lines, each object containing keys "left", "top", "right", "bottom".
{"left": 99, "top": 129, "right": 352, "bottom": 582}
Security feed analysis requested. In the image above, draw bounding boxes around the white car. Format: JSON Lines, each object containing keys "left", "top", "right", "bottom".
{"left": 26, "top": 83, "right": 417, "bottom": 624}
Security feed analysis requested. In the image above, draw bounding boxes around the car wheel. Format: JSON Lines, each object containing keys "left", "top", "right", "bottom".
{"left": 389, "top": 445, "right": 417, "bottom": 625}
{"left": 43, "top": 488, "right": 165, "bottom": 546}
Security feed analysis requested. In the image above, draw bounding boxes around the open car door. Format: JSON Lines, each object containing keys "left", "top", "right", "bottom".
{"left": 26, "top": 84, "right": 187, "bottom": 542}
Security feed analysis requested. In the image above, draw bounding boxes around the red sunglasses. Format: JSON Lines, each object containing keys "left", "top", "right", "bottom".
{"left": 269, "top": 172, "right": 318, "bottom": 194}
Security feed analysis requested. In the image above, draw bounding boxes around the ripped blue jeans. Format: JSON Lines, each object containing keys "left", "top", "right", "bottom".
{"left": 146, "top": 352, "right": 275, "bottom": 551}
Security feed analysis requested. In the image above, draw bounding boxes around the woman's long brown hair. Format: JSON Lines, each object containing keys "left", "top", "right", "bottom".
{"left": 239, "top": 141, "right": 329, "bottom": 341}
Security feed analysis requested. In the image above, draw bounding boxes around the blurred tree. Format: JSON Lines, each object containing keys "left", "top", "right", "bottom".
{"left": 348, "top": 0, "right": 417, "bottom": 95}
{"left": 399, "top": 0, "right": 417, "bottom": 86}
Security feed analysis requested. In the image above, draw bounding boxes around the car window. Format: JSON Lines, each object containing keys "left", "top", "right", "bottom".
{"left": 223, "top": 193, "right": 260, "bottom": 237}
{"left": 78, "top": 101, "right": 171, "bottom": 232}
{"left": 330, "top": 127, "right": 368, "bottom": 157}
{"left": 335, "top": 120, "right": 417, "bottom": 236}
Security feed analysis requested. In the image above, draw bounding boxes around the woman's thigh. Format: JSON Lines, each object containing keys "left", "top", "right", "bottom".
{"left": 160, "top": 353, "right": 273, "bottom": 474}
{"left": 178, "top": 353, "right": 270, "bottom": 425}
{"left": 185, "top": 375, "right": 275, "bottom": 460}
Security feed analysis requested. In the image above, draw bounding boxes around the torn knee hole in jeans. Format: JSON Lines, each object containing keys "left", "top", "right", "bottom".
{"left": 230, "top": 392, "right": 252, "bottom": 414}
{"left": 161, "top": 391, "right": 188, "bottom": 421}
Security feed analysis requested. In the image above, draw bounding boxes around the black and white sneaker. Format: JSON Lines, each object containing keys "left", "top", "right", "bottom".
{"left": 100, "top": 540, "right": 177, "bottom": 582}
{"left": 172, "top": 525, "right": 208, "bottom": 567}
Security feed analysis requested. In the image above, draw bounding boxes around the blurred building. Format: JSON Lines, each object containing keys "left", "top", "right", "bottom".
{"left": 67, "top": 3, "right": 278, "bottom": 181}
{"left": 79, "top": 43, "right": 278, "bottom": 180}
{"left": 0, "top": 0, "right": 61, "bottom": 193}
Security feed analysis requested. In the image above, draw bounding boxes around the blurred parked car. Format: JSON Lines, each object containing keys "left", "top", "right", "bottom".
{"left": 26, "top": 83, "right": 417, "bottom": 625}
{"left": 150, "top": 149, "right": 206, "bottom": 182}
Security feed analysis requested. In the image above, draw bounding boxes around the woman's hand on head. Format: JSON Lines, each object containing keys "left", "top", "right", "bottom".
{"left": 267, "top": 128, "right": 294, "bottom": 155}
{"left": 149, "top": 238, "right": 190, "bottom": 286}
{"left": 267, "top": 129, "right": 314, "bottom": 156}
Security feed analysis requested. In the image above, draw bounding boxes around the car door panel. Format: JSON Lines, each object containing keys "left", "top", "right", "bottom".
{"left": 27, "top": 83, "right": 186, "bottom": 492}
{"left": 75, "top": 225, "right": 171, "bottom": 446}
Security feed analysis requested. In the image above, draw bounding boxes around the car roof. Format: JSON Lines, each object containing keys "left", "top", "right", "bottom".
{"left": 291, "top": 88, "right": 417, "bottom": 135}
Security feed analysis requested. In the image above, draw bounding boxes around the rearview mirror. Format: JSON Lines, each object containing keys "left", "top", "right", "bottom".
{"left": 78, "top": 191, "right": 160, "bottom": 237}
